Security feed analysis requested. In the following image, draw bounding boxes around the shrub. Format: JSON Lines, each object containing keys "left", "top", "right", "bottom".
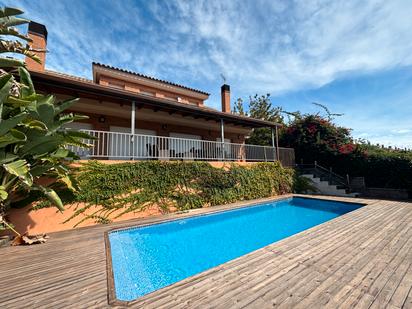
{"left": 281, "top": 113, "right": 412, "bottom": 191}
{"left": 0, "top": 7, "right": 91, "bottom": 237}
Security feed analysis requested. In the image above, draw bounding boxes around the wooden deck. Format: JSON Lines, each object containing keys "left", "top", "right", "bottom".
{"left": 0, "top": 195, "right": 412, "bottom": 308}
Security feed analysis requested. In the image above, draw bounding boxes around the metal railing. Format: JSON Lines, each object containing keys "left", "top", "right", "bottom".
{"left": 68, "top": 129, "right": 295, "bottom": 164}
{"left": 297, "top": 161, "right": 351, "bottom": 191}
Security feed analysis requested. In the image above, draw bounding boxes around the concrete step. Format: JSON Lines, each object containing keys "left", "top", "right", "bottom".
{"left": 301, "top": 173, "right": 355, "bottom": 198}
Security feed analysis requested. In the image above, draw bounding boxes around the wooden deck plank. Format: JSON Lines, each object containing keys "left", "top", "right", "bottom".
{"left": 0, "top": 195, "right": 411, "bottom": 308}
{"left": 387, "top": 263, "right": 412, "bottom": 308}
{"left": 291, "top": 204, "right": 412, "bottom": 308}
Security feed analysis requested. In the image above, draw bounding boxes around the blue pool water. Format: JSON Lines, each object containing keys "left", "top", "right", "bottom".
{"left": 108, "top": 197, "right": 362, "bottom": 301}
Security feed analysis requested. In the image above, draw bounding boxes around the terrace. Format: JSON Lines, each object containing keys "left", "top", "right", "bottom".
{"left": 70, "top": 129, "right": 295, "bottom": 164}
{"left": 1, "top": 195, "right": 411, "bottom": 308}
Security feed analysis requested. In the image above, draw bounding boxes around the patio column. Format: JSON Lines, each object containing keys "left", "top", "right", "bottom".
{"left": 275, "top": 126, "right": 280, "bottom": 162}
{"left": 130, "top": 101, "right": 136, "bottom": 159}
{"left": 220, "top": 119, "right": 225, "bottom": 161}
{"left": 271, "top": 127, "right": 276, "bottom": 162}
{"left": 131, "top": 101, "right": 136, "bottom": 135}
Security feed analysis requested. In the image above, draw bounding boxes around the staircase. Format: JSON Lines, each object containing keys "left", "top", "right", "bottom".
{"left": 298, "top": 162, "right": 359, "bottom": 198}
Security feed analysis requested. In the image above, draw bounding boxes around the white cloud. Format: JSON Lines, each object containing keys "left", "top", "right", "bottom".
{"left": 9, "top": 0, "right": 412, "bottom": 94}
{"left": 3, "top": 0, "right": 412, "bottom": 147}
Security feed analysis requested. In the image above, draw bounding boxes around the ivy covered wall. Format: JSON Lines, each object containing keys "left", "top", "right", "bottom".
{"left": 36, "top": 161, "right": 294, "bottom": 227}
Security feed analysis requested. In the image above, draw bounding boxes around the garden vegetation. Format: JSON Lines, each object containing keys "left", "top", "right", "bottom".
{"left": 0, "top": 7, "right": 91, "bottom": 238}
{"left": 235, "top": 95, "right": 412, "bottom": 192}
{"left": 36, "top": 161, "right": 294, "bottom": 226}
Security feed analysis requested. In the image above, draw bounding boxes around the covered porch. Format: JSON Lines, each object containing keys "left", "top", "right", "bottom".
{"left": 65, "top": 98, "right": 294, "bottom": 165}
{"left": 31, "top": 70, "right": 295, "bottom": 166}
{"left": 70, "top": 129, "right": 295, "bottom": 165}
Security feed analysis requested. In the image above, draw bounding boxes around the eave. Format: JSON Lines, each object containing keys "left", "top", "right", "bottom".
{"left": 30, "top": 70, "right": 281, "bottom": 129}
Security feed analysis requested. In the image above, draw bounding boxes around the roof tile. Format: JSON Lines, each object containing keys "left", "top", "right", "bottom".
{"left": 92, "top": 62, "right": 210, "bottom": 96}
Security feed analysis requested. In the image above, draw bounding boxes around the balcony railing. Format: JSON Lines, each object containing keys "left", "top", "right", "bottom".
{"left": 68, "top": 129, "right": 295, "bottom": 166}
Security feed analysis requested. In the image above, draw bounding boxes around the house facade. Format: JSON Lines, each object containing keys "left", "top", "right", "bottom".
{"left": 26, "top": 22, "right": 294, "bottom": 165}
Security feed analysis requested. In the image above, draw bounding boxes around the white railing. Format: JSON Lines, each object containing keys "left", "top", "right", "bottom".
{"left": 68, "top": 129, "right": 295, "bottom": 165}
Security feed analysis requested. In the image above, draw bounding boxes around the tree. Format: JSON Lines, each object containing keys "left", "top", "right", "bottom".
{"left": 232, "top": 98, "right": 247, "bottom": 116}
{"left": 0, "top": 7, "right": 91, "bottom": 239}
{"left": 235, "top": 94, "right": 283, "bottom": 146}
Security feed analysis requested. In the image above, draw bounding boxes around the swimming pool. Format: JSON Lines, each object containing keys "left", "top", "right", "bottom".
{"left": 108, "top": 197, "right": 363, "bottom": 301}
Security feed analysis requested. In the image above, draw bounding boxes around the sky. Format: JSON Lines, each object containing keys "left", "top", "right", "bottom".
{"left": 3, "top": 0, "right": 412, "bottom": 148}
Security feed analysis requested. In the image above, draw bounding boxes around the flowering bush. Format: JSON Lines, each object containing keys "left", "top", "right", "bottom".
{"left": 281, "top": 114, "right": 411, "bottom": 191}
{"left": 281, "top": 114, "right": 361, "bottom": 161}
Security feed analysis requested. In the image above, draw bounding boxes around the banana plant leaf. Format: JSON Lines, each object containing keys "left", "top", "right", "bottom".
{"left": 0, "top": 7, "right": 24, "bottom": 17}
{"left": 33, "top": 185, "right": 64, "bottom": 212}
{"left": 21, "top": 119, "right": 47, "bottom": 131}
{"left": 0, "top": 112, "right": 28, "bottom": 135}
{"left": 54, "top": 98, "right": 79, "bottom": 115}
{"left": 0, "top": 73, "right": 13, "bottom": 103}
{"left": 0, "top": 15, "right": 29, "bottom": 27}
{"left": 17, "top": 67, "right": 35, "bottom": 97}
{"left": 19, "top": 135, "right": 63, "bottom": 156}
{"left": 0, "top": 129, "right": 26, "bottom": 147}
{"left": 0, "top": 57, "right": 25, "bottom": 67}
{"left": 0, "top": 151, "right": 17, "bottom": 164}
{"left": 0, "top": 186, "right": 8, "bottom": 201}
{"left": 3, "top": 159, "right": 33, "bottom": 186}
{"left": 36, "top": 103, "right": 55, "bottom": 128}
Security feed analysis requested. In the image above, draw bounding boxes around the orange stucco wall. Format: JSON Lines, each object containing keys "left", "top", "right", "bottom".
{"left": 99, "top": 75, "right": 204, "bottom": 106}
{"left": 6, "top": 202, "right": 165, "bottom": 236}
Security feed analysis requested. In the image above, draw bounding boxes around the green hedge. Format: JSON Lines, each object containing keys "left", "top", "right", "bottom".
{"left": 36, "top": 161, "right": 294, "bottom": 226}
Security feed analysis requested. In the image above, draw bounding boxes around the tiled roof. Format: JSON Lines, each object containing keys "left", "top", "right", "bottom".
{"left": 30, "top": 70, "right": 281, "bottom": 128}
{"left": 92, "top": 62, "right": 210, "bottom": 96}
{"left": 43, "top": 69, "right": 216, "bottom": 111}
{"left": 44, "top": 70, "right": 94, "bottom": 84}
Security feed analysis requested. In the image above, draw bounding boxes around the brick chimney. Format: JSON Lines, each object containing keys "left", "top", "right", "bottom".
{"left": 25, "top": 21, "right": 47, "bottom": 71}
{"left": 221, "top": 84, "right": 230, "bottom": 113}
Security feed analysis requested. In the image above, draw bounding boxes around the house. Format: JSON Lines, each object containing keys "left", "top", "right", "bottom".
{"left": 26, "top": 22, "right": 294, "bottom": 165}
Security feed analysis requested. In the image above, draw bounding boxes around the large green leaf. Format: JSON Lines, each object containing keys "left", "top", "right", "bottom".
{"left": 0, "top": 112, "right": 28, "bottom": 135}
{"left": 19, "top": 135, "right": 63, "bottom": 156}
{"left": 0, "top": 129, "right": 26, "bottom": 147}
{"left": 34, "top": 185, "right": 64, "bottom": 212}
{"left": 0, "top": 57, "right": 25, "bottom": 67}
{"left": 54, "top": 98, "right": 79, "bottom": 115}
{"left": 0, "top": 73, "right": 13, "bottom": 105}
{"left": 51, "top": 148, "right": 70, "bottom": 158}
{"left": 0, "top": 186, "right": 8, "bottom": 201}
{"left": 64, "top": 130, "right": 96, "bottom": 139}
{"left": 0, "top": 27, "right": 32, "bottom": 41}
{"left": 30, "top": 164, "right": 53, "bottom": 177}
{"left": 0, "top": 16, "right": 29, "bottom": 28}
{"left": 18, "top": 67, "right": 35, "bottom": 97}
{"left": 0, "top": 152, "right": 18, "bottom": 164}
{"left": 59, "top": 174, "right": 77, "bottom": 192}
{"left": 3, "top": 159, "right": 33, "bottom": 186}
{"left": 36, "top": 94, "right": 55, "bottom": 106}
{"left": 48, "top": 113, "right": 88, "bottom": 133}
{"left": 0, "top": 7, "right": 24, "bottom": 18}
{"left": 6, "top": 96, "right": 33, "bottom": 108}
{"left": 22, "top": 119, "right": 47, "bottom": 131}
{"left": 36, "top": 102, "right": 55, "bottom": 127}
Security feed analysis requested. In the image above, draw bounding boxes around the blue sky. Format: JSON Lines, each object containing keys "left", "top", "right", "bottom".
{"left": 3, "top": 0, "right": 412, "bottom": 148}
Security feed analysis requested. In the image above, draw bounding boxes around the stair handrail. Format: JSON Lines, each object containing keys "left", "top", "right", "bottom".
{"left": 297, "top": 161, "right": 351, "bottom": 191}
